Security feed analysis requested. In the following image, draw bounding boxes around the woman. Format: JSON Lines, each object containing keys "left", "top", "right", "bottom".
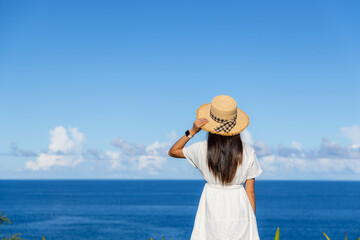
{"left": 168, "top": 95, "right": 263, "bottom": 240}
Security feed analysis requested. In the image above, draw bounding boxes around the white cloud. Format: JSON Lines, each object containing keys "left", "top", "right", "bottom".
{"left": 254, "top": 140, "right": 273, "bottom": 157}
{"left": 48, "top": 126, "right": 74, "bottom": 153}
{"left": 138, "top": 155, "right": 167, "bottom": 174}
{"left": 26, "top": 153, "right": 65, "bottom": 171}
{"left": 21, "top": 124, "right": 360, "bottom": 179}
{"left": 106, "top": 151, "right": 127, "bottom": 171}
{"left": 166, "top": 130, "right": 178, "bottom": 142}
{"left": 241, "top": 130, "right": 273, "bottom": 157}
{"left": 247, "top": 125, "right": 360, "bottom": 177}
{"left": 26, "top": 126, "right": 86, "bottom": 171}
{"left": 259, "top": 154, "right": 277, "bottom": 173}
{"left": 340, "top": 124, "right": 360, "bottom": 148}
{"left": 68, "top": 127, "right": 86, "bottom": 154}
{"left": 111, "top": 138, "right": 145, "bottom": 155}
{"left": 8, "top": 142, "right": 37, "bottom": 157}
{"left": 25, "top": 126, "right": 176, "bottom": 174}
{"left": 291, "top": 141, "right": 302, "bottom": 151}
{"left": 107, "top": 136, "right": 172, "bottom": 174}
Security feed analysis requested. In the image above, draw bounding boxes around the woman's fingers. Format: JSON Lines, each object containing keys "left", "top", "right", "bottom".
{"left": 193, "top": 118, "right": 209, "bottom": 132}
{"left": 200, "top": 118, "right": 209, "bottom": 123}
{"left": 196, "top": 118, "right": 209, "bottom": 127}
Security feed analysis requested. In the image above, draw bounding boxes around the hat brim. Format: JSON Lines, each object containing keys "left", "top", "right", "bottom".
{"left": 196, "top": 103, "right": 249, "bottom": 136}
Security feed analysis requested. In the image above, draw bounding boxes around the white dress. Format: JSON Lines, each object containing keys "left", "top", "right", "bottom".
{"left": 183, "top": 140, "right": 263, "bottom": 240}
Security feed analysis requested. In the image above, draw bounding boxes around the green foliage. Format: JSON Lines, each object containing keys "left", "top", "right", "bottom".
{"left": 274, "top": 226, "right": 280, "bottom": 240}
{"left": 149, "top": 236, "right": 169, "bottom": 240}
{"left": 323, "top": 232, "right": 331, "bottom": 240}
{"left": 323, "top": 231, "right": 359, "bottom": 240}
{"left": 0, "top": 214, "right": 10, "bottom": 225}
{"left": 0, "top": 211, "right": 24, "bottom": 240}
{"left": 149, "top": 228, "right": 359, "bottom": 240}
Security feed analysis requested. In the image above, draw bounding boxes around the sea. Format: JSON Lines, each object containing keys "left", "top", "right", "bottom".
{"left": 0, "top": 180, "right": 359, "bottom": 240}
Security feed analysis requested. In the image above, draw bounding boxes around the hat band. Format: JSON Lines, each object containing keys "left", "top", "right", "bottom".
{"left": 210, "top": 110, "right": 237, "bottom": 133}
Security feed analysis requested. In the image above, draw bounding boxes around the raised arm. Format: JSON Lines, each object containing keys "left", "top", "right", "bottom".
{"left": 168, "top": 118, "right": 208, "bottom": 158}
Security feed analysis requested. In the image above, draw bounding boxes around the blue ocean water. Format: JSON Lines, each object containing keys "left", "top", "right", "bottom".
{"left": 0, "top": 180, "right": 359, "bottom": 240}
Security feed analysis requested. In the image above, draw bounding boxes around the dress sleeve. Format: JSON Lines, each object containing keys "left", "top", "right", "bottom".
{"left": 182, "top": 142, "right": 200, "bottom": 169}
{"left": 246, "top": 150, "right": 263, "bottom": 180}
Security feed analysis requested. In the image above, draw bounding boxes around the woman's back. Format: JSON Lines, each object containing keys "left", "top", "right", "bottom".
{"left": 183, "top": 139, "right": 263, "bottom": 240}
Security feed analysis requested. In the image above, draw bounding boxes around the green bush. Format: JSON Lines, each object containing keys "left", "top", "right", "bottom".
{"left": 274, "top": 226, "right": 360, "bottom": 240}
{"left": 323, "top": 231, "right": 360, "bottom": 240}
{"left": 0, "top": 211, "right": 24, "bottom": 240}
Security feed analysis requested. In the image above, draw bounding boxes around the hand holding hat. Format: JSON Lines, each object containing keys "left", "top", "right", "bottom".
{"left": 191, "top": 118, "right": 209, "bottom": 135}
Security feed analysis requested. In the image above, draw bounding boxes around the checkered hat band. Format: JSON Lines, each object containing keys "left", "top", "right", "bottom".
{"left": 210, "top": 110, "right": 237, "bottom": 133}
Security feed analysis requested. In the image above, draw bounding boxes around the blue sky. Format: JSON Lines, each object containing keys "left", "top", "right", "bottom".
{"left": 0, "top": 0, "right": 359, "bottom": 180}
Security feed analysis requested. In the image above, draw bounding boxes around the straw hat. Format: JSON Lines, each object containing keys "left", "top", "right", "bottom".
{"left": 196, "top": 95, "right": 249, "bottom": 136}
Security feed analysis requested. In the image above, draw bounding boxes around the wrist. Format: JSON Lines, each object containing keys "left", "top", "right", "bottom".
{"left": 189, "top": 128, "right": 197, "bottom": 136}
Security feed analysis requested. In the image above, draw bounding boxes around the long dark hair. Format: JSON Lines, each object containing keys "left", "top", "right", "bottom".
{"left": 206, "top": 132, "right": 244, "bottom": 185}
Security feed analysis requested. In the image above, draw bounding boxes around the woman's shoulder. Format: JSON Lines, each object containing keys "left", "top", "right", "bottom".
{"left": 186, "top": 139, "right": 207, "bottom": 150}
{"left": 242, "top": 141, "right": 256, "bottom": 157}
{"left": 193, "top": 139, "right": 207, "bottom": 146}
